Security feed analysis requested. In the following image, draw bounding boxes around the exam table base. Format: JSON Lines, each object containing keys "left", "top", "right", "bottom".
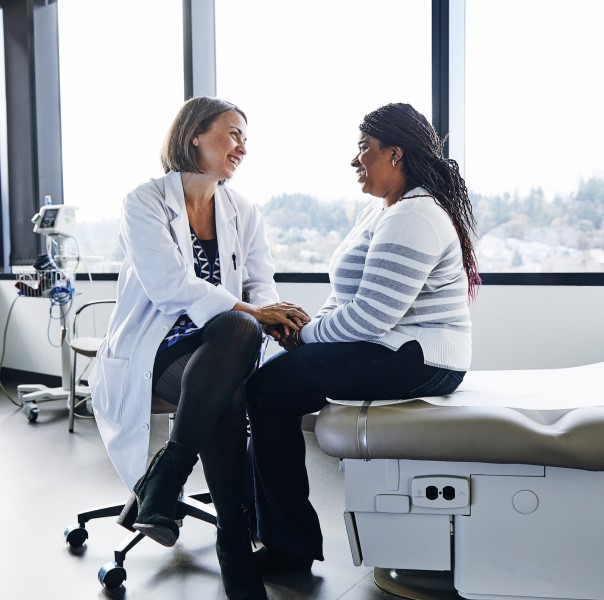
{"left": 374, "top": 568, "right": 460, "bottom": 600}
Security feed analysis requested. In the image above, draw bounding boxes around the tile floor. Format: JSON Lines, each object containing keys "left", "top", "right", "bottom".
{"left": 0, "top": 380, "right": 398, "bottom": 600}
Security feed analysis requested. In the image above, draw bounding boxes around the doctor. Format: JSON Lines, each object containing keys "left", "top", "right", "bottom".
{"left": 90, "top": 96, "right": 308, "bottom": 600}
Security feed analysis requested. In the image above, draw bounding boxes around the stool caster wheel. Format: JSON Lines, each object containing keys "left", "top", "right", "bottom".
{"left": 98, "top": 562, "right": 127, "bottom": 589}
{"left": 64, "top": 524, "right": 88, "bottom": 547}
{"left": 23, "top": 403, "right": 39, "bottom": 422}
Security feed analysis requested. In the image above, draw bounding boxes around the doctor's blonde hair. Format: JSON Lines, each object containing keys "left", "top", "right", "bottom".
{"left": 161, "top": 96, "right": 247, "bottom": 175}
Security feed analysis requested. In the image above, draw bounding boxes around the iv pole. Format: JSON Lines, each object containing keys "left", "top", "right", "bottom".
{"left": 17, "top": 202, "right": 84, "bottom": 422}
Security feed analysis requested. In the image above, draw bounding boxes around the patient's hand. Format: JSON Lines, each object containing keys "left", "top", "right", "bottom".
{"left": 264, "top": 325, "right": 283, "bottom": 341}
{"left": 264, "top": 324, "right": 298, "bottom": 350}
{"left": 278, "top": 329, "right": 296, "bottom": 350}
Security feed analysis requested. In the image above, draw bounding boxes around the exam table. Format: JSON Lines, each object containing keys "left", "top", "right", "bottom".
{"left": 314, "top": 362, "right": 604, "bottom": 600}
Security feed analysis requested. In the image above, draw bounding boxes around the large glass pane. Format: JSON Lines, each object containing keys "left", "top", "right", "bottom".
{"left": 215, "top": 0, "right": 431, "bottom": 272}
{"left": 0, "top": 7, "right": 9, "bottom": 269}
{"left": 466, "top": 0, "right": 604, "bottom": 272}
{"left": 58, "top": 0, "right": 184, "bottom": 272}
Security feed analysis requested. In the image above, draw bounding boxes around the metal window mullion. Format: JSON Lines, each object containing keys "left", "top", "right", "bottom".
{"left": 0, "top": 8, "right": 10, "bottom": 269}
{"left": 2, "top": 0, "right": 63, "bottom": 266}
{"left": 448, "top": 0, "right": 466, "bottom": 177}
{"left": 184, "top": 0, "right": 216, "bottom": 99}
{"left": 32, "top": 0, "right": 63, "bottom": 207}
{"left": 432, "top": 0, "right": 449, "bottom": 157}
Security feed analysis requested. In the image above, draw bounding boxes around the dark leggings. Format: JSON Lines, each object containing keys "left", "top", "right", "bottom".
{"left": 152, "top": 310, "right": 262, "bottom": 521}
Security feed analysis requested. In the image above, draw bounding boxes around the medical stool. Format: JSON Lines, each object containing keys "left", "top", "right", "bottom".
{"left": 315, "top": 400, "right": 604, "bottom": 600}
{"left": 68, "top": 299, "right": 117, "bottom": 433}
{"left": 64, "top": 395, "right": 217, "bottom": 589}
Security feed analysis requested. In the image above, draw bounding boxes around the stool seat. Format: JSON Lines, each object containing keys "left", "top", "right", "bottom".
{"left": 151, "top": 395, "right": 177, "bottom": 415}
{"left": 69, "top": 336, "right": 104, "bottom": 358}
{"left": 316, "top": 401, "right": 604, "bottom": 471}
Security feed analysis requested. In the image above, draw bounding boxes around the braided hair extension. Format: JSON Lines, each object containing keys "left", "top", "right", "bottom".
{"left": 360, "top": 103, "right": 481, "bottom": 299}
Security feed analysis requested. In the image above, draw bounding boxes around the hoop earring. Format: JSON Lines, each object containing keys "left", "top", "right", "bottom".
{"left": 392, "top": 159, "right": 397, "bottom": 167}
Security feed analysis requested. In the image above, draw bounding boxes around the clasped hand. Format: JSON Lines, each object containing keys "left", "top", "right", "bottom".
{"left": 255, "top": 302, "right": 309, "bottom": 346}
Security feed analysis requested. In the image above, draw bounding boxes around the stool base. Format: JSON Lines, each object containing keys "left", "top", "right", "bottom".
{"left": 373, "top": 568, "right": 461, "bottom": 600}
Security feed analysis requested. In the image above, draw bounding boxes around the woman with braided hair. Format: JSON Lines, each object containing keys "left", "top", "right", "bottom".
{"left": 245, "top": 102, "right": 480, "bottom": 573}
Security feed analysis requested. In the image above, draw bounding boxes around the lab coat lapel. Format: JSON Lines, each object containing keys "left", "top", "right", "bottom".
{"left": 164, "top": 171, "right": 194, "bottom": 269}
{"left": 215, "top": 185, "right": 239, "bottom": 296}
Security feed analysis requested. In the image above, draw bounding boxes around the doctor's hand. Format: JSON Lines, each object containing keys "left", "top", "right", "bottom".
{"left": 234, "top": 301, "right": 310, "bottom": 335}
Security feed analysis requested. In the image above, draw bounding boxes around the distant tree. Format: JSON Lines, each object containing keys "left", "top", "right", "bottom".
{"left": 575, "top": 177, "right": 604, "bottom": 228}
{"left": 512, "top": 249, "right": 523, "bottom": 267}
{"left": 524, "top": 187, "right": 548, "bottom": 225}
{"left": 471, "top": 177, "right": 604, "bottom": 245}
{"left": 470, "top": 191, "right": 515, "bottom": 237}
{"left": 260, "top": 193, "right": 369, "bottom": 235}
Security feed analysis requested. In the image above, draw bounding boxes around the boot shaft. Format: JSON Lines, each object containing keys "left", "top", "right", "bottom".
{"left": 136, "top": 440, "right": 198, "bottom": 495}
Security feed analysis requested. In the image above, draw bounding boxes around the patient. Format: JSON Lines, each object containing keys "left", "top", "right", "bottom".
{"left": 245, "top": 102, "right": 481, "bottom": 573}
{"left": 90, "top": 96, "right": 308, "bottom": 600}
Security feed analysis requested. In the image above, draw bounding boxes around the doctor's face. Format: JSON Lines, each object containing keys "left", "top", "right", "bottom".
{"left": 192, "top": 110, "right": 247, "bottom": 181}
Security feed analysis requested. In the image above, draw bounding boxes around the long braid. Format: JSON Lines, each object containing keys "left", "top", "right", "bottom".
{"left": 360, "top": 103, "right": 481, "bottom": 299}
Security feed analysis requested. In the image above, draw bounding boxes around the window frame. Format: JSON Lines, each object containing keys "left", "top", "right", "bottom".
{"left": 1, "top": 0, "right": 602, "bottom": 285}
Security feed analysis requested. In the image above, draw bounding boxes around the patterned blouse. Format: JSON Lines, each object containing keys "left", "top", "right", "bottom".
{"left": 157, "top": 227, "right": 221, "bottom": 353}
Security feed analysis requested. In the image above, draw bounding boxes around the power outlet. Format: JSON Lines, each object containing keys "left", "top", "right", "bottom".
{"left": 411, "top": 476, "right": 470, "bottom": 509}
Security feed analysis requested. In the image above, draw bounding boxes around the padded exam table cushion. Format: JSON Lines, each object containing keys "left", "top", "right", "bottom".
{"left": 315, "top": 362, "right": 604, "bottom": 471}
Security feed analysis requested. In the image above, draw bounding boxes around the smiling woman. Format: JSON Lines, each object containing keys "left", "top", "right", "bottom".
{"left": 243, "top": 101, "right": 476, "bottom": 573}
{"left": 190, "top": 112, "right": 247, "bottom": 181}
{"left": 88, "top": 96, "right": 309, "bottom": 600}
{"left": 352, "top": 134, "right": 403, "bottom": 204}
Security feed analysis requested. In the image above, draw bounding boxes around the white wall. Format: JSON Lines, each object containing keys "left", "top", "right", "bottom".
{"left": 1, "top": 279, "right": 604, "bottom": 378}
{"left": 273, "top": 283, "right": 604, "bottom": 370}
{"left": 0, "top": 279, "right": 117, "bottom": 379}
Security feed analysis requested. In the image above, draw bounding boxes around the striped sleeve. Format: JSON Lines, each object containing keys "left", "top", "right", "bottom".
{"left": 302, "top": 210, "right": 443, "bottom": 343}
{"left": 314, "top": 291, "right": 338, "bottom": 319}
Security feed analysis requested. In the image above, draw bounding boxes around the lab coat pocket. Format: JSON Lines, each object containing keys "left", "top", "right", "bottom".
{"left": 94, "top": 357, "right": 128, "bottom": 424}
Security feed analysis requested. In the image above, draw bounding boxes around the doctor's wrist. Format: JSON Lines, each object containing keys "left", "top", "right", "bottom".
{"left": 231, "top": 301, "right": 259, "bottom": 320}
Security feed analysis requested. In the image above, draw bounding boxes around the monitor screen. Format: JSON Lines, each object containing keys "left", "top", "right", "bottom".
{"left": 40, "top": 208, "right": 59, "bottom": 229}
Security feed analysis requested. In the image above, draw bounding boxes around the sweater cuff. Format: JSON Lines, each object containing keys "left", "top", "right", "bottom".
{"left": 300, "top": 319, "right": 319, "bottom": 344}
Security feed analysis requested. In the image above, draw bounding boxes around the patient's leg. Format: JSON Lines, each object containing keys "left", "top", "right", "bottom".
{"left": 246, "top": 339, "right": 462, "bottom": 567}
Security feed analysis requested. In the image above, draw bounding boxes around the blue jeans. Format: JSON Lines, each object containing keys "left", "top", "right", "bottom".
{"left": 245, "top": 339, "right": 465, "bottom": 561}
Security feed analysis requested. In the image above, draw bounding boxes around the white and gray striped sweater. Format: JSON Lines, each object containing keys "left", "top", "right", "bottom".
{"left": 301, "top": 187, "right": 472, "bottom": 371}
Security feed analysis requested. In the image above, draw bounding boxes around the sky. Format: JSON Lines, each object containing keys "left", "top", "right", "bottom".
{"left": 56, "top": 0, "right": 604, "bottom": 224}
{"left": 464, "top": 0, "right": 604, "bottom": 199}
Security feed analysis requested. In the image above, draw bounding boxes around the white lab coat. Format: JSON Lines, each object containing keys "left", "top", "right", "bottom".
{"left": 89, "top": 170, "right": 279, "bottom": 490}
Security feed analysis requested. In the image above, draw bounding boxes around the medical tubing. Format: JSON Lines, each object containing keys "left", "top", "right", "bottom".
{"left": 47, "top": 292, "right": 73, "bottom": 348}
{"left": 0, "top": 295, "right": 23, "bottom": 406}
{"left": 71, "top": 236, "right": 98, "bottom": 336}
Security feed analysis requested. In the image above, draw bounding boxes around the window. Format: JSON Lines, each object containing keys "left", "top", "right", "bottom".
{"left": 0, "top": 7, "right": 8, "bottom": 269}
{"left": 5, "top": 0, "right": 601, "bottom": 281}
{"left": 465, "top": 0, "right": 604, "bottom": 273}
{"left": 215, "top": 0, "right": 432, "bottom": 272}
{"left": 57, "top": 0, "right": 184, "bottom": 272}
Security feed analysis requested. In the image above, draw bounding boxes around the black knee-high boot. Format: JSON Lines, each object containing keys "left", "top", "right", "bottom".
{"left": 216, "top": 510, "right": 267, "bottom": 600}
{"left": 117, "top": 440, "right": 198, "bottom": 547}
